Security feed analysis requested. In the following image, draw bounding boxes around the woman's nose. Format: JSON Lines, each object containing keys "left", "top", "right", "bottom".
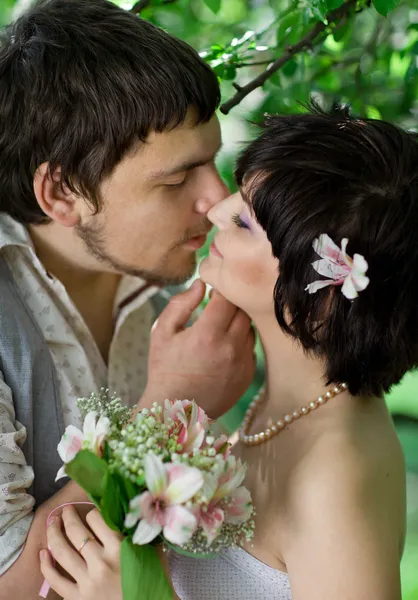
{"left": 207, "top": 191, "right": 242, "bottom": 229}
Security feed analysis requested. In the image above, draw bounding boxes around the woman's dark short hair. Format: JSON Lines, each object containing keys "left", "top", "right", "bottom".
{"left": 236, "top": 104, "right": 418, "bottom": 397}
{"left": 0, "top": 0, "right": 220, "bottom": 224}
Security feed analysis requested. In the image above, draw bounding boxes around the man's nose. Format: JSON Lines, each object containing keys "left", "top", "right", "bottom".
{"left": 194, "top": 168, "right": 230, "bottom": 215}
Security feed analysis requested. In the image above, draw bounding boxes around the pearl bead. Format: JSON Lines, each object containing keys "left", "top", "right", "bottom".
{"left": 240, "top": 384, "right": 346, "bottom": 446}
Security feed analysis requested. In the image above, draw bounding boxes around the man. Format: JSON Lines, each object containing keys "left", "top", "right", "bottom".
{"left": 0, "top": 1, "right": 255, "bottom": 598}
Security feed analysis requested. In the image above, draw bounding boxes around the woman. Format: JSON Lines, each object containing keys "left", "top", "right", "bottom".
{"left": 168, "top": 104, "right": 412, "bottom": 599}
{"left": 41, "top": 105, "right": 413, "bottom": 599}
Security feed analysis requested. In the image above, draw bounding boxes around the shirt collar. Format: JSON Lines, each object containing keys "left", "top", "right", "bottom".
{"left": 0, "top": 213, "right": 36, "bottom": 251}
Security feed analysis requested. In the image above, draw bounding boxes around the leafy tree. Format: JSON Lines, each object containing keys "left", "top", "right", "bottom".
{"left": 0, "top": 0, "right": 417, "bottom": 596}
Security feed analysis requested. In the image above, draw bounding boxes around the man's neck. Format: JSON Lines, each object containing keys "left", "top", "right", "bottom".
{"left": 28, "top": 221, "right": 120, "bottom": 293}
{"left": 28, "top": 222, "right": 121, "bottom": 363}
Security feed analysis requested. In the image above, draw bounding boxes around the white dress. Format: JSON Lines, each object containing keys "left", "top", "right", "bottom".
{"left": 168, "top": 547, "right": 292, "bottom": 600}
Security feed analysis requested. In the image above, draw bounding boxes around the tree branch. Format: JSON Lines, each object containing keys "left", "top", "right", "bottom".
{"left": 220, "top": 0, "right": 362, "bottom": 114}
{"left": 237, "top": 59, "right": 275, "bottom": 68}
{"left": 130, "top": 0, "right": 177, "bottom": 15}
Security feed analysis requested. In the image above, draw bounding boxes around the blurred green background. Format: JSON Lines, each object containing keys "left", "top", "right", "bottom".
{"left": 2, "top": 0, "right": 418, "bottom": 596}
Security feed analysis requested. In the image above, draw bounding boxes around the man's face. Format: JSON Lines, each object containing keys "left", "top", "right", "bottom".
{"left": 76, "top": 111, "right": 228, "bottom": 285}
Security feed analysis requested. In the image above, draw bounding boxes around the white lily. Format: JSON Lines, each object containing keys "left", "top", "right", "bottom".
{"left": 55, "top": 411, "right": 110, "bottom": 481}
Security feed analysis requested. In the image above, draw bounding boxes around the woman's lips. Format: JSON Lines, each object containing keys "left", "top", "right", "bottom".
{"left": 209, "top": 241, "right": 223, "bottom": 258}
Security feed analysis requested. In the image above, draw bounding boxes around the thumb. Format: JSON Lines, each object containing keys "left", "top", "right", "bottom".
{"left": 156, "top": 279, "right": 206, "bottom": 335}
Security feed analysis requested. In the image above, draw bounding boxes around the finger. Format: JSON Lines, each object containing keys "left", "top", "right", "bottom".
{"left": 40, "top": 549, "right": 77, "bottom": 600}
{"left": 155, "top": 279, "right": 206, "bottom": 335}
{"left": 227, "top": 309, "right": 253, "bottom": 341}
{"left": 62, "top": 505, "right": 103, "bottom": 563}
{"left": 197, "top": 291, "right": 238, "bottom": 331}
{"left": 86, "top": 509, "right": 122, "bottom": 555}
{"left": 47, "top": 516, "right": 87, "bottom": 580}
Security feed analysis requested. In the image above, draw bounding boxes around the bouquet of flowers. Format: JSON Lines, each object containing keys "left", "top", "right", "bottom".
{"left": 55, "top": 390, "right": 255, "bottom": 600}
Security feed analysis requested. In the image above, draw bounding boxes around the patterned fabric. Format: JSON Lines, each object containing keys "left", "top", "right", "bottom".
{"left": 0, "top": 214, "right": 159, "bottom": 574}
{"left": 168, "top": 547, "right": 292, "bottom": 600}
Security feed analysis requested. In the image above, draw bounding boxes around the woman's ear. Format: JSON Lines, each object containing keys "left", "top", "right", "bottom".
{"left": 33, "top": 163, "right": 81, "bottom": 227}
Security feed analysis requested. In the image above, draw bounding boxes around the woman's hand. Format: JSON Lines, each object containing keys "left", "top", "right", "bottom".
{"left": 39, "top": 505, "right": 123, "bottom": 600}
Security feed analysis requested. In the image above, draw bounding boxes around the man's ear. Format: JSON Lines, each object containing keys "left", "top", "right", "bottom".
{"left": 33, "top": 163, "right": 81, "bottom": 227}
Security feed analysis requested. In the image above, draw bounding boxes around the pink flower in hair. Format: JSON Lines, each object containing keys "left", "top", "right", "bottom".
{"left": 305, "top": 234, "right": 369, "bottom": 300}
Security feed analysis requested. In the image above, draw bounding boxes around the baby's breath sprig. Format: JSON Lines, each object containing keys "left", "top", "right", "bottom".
{"left": 108, "top": 403, "right": 180, "bottom": 483}
{"left": 178, "top": 517, "right": 256, "bottom": 555}
{"left": 77, "top": 388, "right": 131, "bottom": 430}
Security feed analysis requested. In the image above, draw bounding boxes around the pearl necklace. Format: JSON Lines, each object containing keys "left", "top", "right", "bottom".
{"left": 239, "top": 382, "right": 348, "bottom": 446}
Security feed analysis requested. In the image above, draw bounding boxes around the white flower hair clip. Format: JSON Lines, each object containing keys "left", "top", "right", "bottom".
{"left": 305, "top": 234, "right": 370, "bottom": 300}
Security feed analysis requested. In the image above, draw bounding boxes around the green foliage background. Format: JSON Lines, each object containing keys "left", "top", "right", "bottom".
{"left": 0, "top": 0, "right": 417, "bottom": 597}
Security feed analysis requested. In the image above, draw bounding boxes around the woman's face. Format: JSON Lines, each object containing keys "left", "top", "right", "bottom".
{"left": 199, "top": 191, "right": 279, "bottom": 315}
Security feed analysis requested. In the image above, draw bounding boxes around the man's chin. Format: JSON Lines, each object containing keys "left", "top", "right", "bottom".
{"left": 129, "top": 256, "right": 197, "bottom": 287}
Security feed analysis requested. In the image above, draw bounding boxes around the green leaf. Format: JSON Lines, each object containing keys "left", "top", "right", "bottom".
{"left": 326, "top": 0, "right": 344, "bottom": 8}
{"left": 213, "top": 63, "right": 226, "bottom": 79}
{"left": 310, "top": 0, "right": 328, "bottom": 22}
{"left": 121, "top": 538, "right": 173, "bottom": 600}
{"left": 372, "top": 0, "right": 400, "bottom": 17}
{"left": 282, "top": 59, "right": 298, "bottom": 77}
{"left": 65, "top": 450, "right": 108, "bottom": 500}
{"left": 101, "top": 473, "right": 125, "bottom": 531}
{"left": 223, "top": 65, "right": 237, "bottom": 80}
{"left": 333, "top": 19, "right": 352, "bottom": 42}
{"left": 405, "top": 56, "right": 418, "bottom": 83}
{"left": 365, "top": 105, "right": 382, "bottom": 119}
{"left": 269, "top": 71, "right": 281, "bottom": 87}
{"left": 203, "top": 0, "right": 222, "bottom": 14}
{"left": 277, "top": 12, "right": 303, "bottom": 46}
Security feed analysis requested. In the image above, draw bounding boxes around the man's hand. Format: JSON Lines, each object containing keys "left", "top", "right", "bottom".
{"left": 143, "top": 279, "right": 256, "bottom": 419}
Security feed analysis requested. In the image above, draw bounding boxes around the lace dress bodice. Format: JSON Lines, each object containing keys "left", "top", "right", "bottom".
{"left": 168, "top": 546, "right": 292, "bottom": 600}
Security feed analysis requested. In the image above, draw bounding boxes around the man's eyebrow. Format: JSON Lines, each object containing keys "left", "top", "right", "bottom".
{"left": 147, "top": 143, "right": 223, "bottom": 180}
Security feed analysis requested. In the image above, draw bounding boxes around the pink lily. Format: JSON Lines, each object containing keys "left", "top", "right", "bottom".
{"left": 212, "top": 434, "right": 231, "bottom": 459}
{"left": 305, "top": 234, "right": 369, "bottom": 300}
{"left": 125, "top": 453, "right": 204, "bottom": 546}
{"left": 164, "top": 400, "right": 208, "bottom": 453}
{"left": 55, "top": 411, "right": 110, "bottom": 481}
{"left": 197, "top": 457, "right": 252, "bottom": 544}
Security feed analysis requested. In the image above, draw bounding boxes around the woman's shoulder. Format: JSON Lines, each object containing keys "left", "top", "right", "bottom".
{"left": 285, "top": 398, "right": 406, "bottom": 544}
{"left": 295, "top": 398, "right": 403, "bottom": 488}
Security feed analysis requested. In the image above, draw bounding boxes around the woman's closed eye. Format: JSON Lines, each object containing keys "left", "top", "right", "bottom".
{"left": 232, "top": 212, "right": 251, "bottom": 230}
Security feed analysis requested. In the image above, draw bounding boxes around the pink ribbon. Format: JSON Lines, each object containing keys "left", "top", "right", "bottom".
{"left": 39, "top": 501, "right": 95, "bottom": 598}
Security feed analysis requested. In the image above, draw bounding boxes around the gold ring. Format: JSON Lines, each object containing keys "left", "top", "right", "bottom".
{"left": 78, "top": 537, "right": 94, "bottom": 553}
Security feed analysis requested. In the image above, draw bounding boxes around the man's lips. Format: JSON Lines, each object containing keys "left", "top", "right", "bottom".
{"left": 182, "top": 233, "right": 208, "bottom": 250}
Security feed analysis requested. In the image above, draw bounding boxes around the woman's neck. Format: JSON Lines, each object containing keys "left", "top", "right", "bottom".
{"left": 254, "top": 313, "right": 333, "bottom": 418}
